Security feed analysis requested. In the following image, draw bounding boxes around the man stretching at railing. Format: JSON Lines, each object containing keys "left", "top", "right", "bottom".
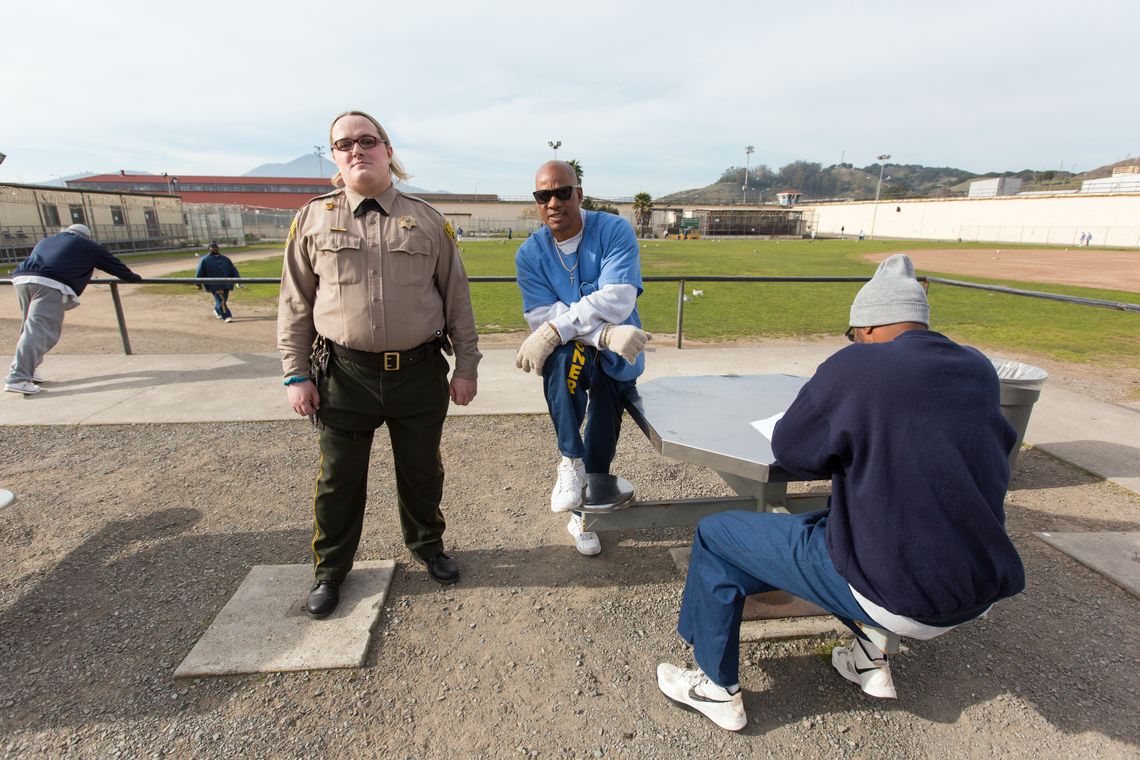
{"left": 5, "top": 224, "right": 141, "bottom": 395}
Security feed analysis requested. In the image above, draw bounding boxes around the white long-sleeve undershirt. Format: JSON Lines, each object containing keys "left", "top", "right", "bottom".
{"left": 523, "top": 283, "right": 637, "bottom": 347}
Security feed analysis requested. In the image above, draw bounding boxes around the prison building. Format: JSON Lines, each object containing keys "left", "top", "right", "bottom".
{"left": 690, "top": 207, "right": 810, "bottom": 237}
{"left": 0, "top": 183, "right": 184, "bottom": 264}
{"left": 67, "top": 174, "right": 334, "bottom": 210}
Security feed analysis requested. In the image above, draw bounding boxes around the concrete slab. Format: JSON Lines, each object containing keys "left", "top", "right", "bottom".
{"left": 3, "top": 344, "right": 1137, "bottom": 501}
{"left": 173, "top": 560, "right": 395, "bottom": 678}
{"left": 740, "top": 617, "right": 848, "bottom": 642}
{"left": 1035, "top": 532, "right": 1140, "bottom": 598}
{"left": 1027, "top": 385, "right": 1140, "bottom": 495}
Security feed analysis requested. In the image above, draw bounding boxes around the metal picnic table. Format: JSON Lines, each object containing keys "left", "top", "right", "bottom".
{"left": 580, "top": 374, "right": 829, "bottom": 533}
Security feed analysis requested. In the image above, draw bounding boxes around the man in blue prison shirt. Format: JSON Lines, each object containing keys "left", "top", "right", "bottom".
{"left": 514, "top": 161, "right": 651, "bottom": 556}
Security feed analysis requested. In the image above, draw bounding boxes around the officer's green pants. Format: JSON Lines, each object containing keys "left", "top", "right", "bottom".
{"left": 311, "top": 350, "right": 450, "bottom": 582}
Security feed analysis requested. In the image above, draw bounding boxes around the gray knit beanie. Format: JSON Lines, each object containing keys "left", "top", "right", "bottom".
{"left": 64, "top": 223, "right": 92, "bottom": 239}
{"left": 849, "top": 254, "right": 930, "bottom": 327}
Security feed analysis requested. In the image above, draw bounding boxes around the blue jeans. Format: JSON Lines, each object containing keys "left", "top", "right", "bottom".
{"left": 677, "top": 509, "right": 879, "bottom": 687}
{"left": 210, "top": 289, "right": 232, "bottom": 319}
{"left": 541, "top": 341, "right": 635, "bottom": 474}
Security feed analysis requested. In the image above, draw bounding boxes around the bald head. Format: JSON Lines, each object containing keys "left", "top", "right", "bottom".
{"left": 536, "top": 160, "right": 577, "bottom": 187}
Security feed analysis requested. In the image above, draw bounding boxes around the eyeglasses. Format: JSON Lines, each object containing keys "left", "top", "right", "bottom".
{"left": 331, "top": 135, "right": 385, "bottom": 152}
{"left": 845, "top": 326, "right": 856, "bottom": 342}
{"left": 532, "top": 185, "right": 577, "bottom": 204}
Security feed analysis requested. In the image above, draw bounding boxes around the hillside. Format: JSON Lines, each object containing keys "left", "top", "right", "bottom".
{"left": 657, "top": 159, "right": 1129, "bottom": 203}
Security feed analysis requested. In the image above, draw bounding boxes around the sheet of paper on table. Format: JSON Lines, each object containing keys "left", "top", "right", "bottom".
{"left": 750, "top": 411, "right": 785, "bottom": 441}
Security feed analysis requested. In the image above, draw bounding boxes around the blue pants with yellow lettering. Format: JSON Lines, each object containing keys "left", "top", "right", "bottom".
{"left": 542, "top": 341, "right": 635, "bottom": 474}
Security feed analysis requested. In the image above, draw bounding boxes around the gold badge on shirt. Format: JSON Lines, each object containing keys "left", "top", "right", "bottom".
{"left": 443, "top": 221, "right": 457, "bottom": 241}
{"left": 398, "top": 215, "right": 418, "bottom": 230}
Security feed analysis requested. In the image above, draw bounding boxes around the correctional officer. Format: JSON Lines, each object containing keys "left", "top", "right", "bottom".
{"left": 278, "top": 110, "right": 481, "bottom": 617}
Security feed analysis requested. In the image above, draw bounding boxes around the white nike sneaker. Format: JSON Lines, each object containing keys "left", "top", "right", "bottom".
{"left": 656, "top": 663, "right": 746, "bottom": 731}
{"left": 550, "top": 456, "right": 585, "bottom": 512}
{"left": 5, "top": 381, "right": 40, "bottom": 395}
{"left": 831, "top": 638, "right": 897, "bottom": 699}
{"left": 566, "top": 513, "right": 601, "bottom": 556}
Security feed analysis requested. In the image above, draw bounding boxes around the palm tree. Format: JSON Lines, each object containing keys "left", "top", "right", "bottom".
{"left": 632, "top": 192, "right": 653, "bottom": 237}
{"left": 566, "top": 159, "right": 584, "bottom": 186}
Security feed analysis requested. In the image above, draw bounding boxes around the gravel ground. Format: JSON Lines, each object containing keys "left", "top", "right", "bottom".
{"left": 1, "top": 417, "right": 1138, "bottom": 759}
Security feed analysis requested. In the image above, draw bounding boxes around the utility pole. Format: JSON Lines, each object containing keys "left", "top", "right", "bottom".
{"left": 743, "top": 145, "right": 754, "bottom": 204}
{"left": 313, "top": 145, "right": 326, "bottom": 178}
{"left": 869, "top": 153, "right": 891, "bottom": 240}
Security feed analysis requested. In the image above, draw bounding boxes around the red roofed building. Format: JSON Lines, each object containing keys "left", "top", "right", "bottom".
{"left": 67, "top": 173, "right": 333, "bottom": 209}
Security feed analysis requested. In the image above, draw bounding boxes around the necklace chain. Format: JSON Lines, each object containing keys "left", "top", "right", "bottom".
{"left": 555, "top": 245, "right": 578, "bottom": 283}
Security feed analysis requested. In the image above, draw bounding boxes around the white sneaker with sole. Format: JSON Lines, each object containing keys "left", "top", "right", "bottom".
{"left": 4, "top": 381, "right": 40, "bottom": 395}
{"left": 550, "top": 456, "right": 585, "bottom": 512}
{"left": 831, "top": 638, "right": 897, "bottom": 699}
{"left": 656, "top": 663, "right": 746, "bottom": 731}
{"left": 566, "top": 513, "right": 601, "bottom": 556}
{"left": 32, "top": 370, "right": 45, "bottom": 383}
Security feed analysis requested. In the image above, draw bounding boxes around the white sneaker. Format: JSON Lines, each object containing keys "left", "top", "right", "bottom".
{"left": 550, "top": 456, "right": 585, "bottom": 512}
{"left": 656, "top": 663, "right": 747, "bottom": 731}
{"left": 831, "top": 638, "right": 897, "bottom": 699}
{"left": 566, "top": 513, "right": 601, "bottom": 556}
{"left": 32, "top": 371, "right": 45, "bottom": 383}
{"left": 4, "top": 381, "right": 40, "bottom": 395}
{"left": 224, "top": 317, "right": 233, "bottom": 323}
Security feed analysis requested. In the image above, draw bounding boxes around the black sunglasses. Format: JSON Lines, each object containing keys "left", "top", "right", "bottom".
{"left": 331, "top": 135, "right": 385, "bottom": 152}
{"left": 845, "top": 326, "right": 856, "bottom": 342}
{"left": 533, "top": 185, "right": 577, "bottom": 204}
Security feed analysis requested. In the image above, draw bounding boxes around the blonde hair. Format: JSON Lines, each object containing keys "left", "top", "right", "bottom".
{"left": 328, "top": 110, "right": 410, "bottom": 187}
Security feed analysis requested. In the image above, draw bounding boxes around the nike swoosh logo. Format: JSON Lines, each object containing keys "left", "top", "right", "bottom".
{"left": 854, "top": 664, "right": 884, "bottom": 675}
{"left": 688, "top": 687, "right": 733, "bottom": 704}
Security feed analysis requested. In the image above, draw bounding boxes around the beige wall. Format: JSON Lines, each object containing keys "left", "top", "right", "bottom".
{"left": 803, "top": 194, "right": 1140, "bottom": 248}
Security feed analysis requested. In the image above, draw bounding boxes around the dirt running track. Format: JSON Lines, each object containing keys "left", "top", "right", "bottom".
{"left": 866, "top": 249, "right": 1140, "bottom": 293}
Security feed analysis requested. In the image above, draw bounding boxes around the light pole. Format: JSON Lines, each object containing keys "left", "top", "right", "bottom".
{"left": 313, "top": 145, "right": 326, "bottom": 178}
{"left": 869, "top": 153, "right": 891, "bottom": 240}
{"left": 548, "top": 140, "right": 561, "bottom": 159}
{"left": 743, "top": 145, "right": 754, "bottom": 204}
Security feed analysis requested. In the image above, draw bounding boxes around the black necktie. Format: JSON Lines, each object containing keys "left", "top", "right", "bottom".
{"left": 354, "top": 198, "right": 387, "bottom": 218}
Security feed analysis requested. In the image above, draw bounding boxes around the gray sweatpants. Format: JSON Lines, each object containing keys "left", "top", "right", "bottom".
{"left": 6, "top": 282, "right": 67, "bottom": 384}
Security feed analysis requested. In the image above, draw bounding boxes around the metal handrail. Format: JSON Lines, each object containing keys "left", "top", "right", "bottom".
{"left": 1, "top": 275, "right": 1136, "bottom": 355}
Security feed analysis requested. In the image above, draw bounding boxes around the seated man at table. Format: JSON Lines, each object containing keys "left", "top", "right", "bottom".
{"left": 656, "top": 254, "right": 1025, "bottom": 731}
{"left": 515, "top": 160, "right": 650, "bottom": 556}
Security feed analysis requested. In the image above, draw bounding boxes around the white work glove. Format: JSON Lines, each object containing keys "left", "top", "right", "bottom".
{"left": 599, "top": 324, "right": 652, "bottom": 364}
{"left": 516, "top": 323, "right": 562, "bottom": 374}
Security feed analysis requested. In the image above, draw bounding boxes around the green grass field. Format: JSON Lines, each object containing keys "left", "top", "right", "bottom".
{"left": 144, "top": 238, "right": 1139, "bottom": 368}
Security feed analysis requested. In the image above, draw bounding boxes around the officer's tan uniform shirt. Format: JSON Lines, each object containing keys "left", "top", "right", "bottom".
{"left": 277, "top": 184, "right": 481, "bottom": 380}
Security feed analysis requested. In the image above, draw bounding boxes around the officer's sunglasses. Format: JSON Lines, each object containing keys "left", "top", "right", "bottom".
{"left": 331, "top": 135, "right": 385, "bottom": 152}
{"left": 845, "top": 326, "right": 857, "bottom": 342}
{"left": 532, "top": 185, "right": 578, "bottom": 204}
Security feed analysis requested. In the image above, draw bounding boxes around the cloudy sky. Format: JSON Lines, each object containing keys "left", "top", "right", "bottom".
{"left": 2, "top": 0, "right": 1136, "bottom": 197}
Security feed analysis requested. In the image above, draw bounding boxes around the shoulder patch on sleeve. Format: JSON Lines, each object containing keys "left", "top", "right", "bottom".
{"left": 444, "top": 221, "right": 456, "bottom": 241}
{"left": 287, "top": 215, "right": 298, "bottom": 243}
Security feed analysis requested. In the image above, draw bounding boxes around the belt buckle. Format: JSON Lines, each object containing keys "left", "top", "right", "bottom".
{"left": 383, "top": 351, "right": 400, "bottom": 371}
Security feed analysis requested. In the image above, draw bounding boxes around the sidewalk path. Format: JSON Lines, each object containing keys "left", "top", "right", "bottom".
{"left": 3, "top": 345, "right": 1137, "bottom": 496}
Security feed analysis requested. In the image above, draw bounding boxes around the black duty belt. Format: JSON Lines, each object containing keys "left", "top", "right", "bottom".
{"left": 329, "top": 340, "right": 440, "bottom": 371}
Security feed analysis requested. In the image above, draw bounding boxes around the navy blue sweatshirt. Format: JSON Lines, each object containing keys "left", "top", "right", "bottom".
{"left": 195, "top": 252, "right": 240, "bottom": 293}
{"left": 13, "top": 232, "right": 142, "bottom": 295}
{"left": 772, "top": 330, "right": 1025, "bottom": 625}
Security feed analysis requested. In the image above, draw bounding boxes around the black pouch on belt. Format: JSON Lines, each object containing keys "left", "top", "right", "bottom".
{"left": 309, "top": 335, "right": 330, "bottom": 383}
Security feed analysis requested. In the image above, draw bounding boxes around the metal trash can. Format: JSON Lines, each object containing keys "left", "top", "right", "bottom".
{"left": 989, "top": 358, "right": 1048, "bottom": 471}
